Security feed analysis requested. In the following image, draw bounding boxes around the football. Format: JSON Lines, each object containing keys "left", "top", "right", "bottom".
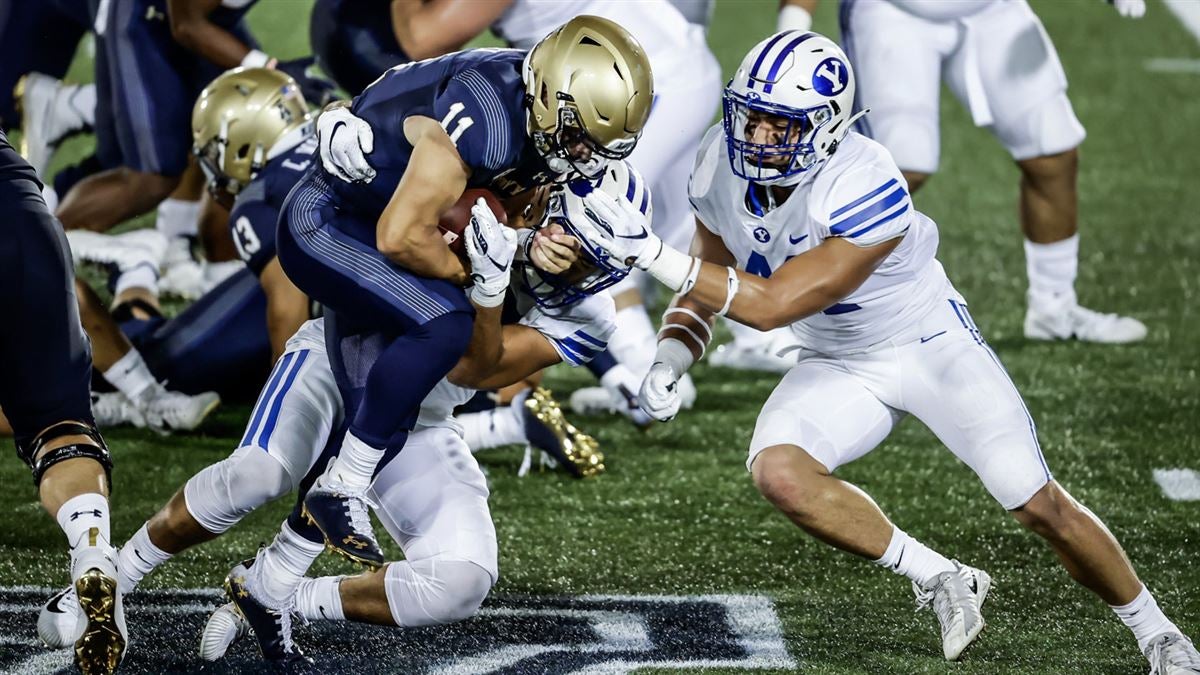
{"left": 438, "top": 188, "right": 508, "bottom": 255}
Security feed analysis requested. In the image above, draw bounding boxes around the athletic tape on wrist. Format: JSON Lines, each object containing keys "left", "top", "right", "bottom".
{"left": 658, "top": 323, "right": 708, "bottom": 357}
{"left": 241, "top": 49, "right": 272, "bottom": 68}
{"left": 662, "top": 307, "right": 713, "bottom": 341}
{"left": 716, "top": 266, "right": 740, "bottom": 317}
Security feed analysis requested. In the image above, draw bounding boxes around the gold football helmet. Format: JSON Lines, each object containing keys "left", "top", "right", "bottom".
{"left": 191, "top": 67, "right": 312, "bottom": 195}
{"left": 523, "top": 15, "right": 653, "bottom": 178}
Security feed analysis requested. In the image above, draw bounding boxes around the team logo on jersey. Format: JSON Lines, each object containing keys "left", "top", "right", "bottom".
{"left": 812, "top": 58, "right": 848, "bottom": 96}
{"left": 753, "top": 227, "right": 771, "bottom": 243}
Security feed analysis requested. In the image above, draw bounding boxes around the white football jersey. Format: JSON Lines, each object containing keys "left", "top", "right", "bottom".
{"left": 416, "top": 292, "right": 616, "bottom": 432}
{"left": 689, "top": 126, "right": 959, "bottom": 355}
{"left": 886, "top": 0, "right": 999, "bottom": 22}
{"left": 492, "top": 0, "right": 703, "bottom": 69}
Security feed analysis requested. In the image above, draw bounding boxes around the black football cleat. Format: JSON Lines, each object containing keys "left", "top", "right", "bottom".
{"left": 301, "top": 482, "right": 384, "bottom": 569}
{"left": 225, "top": 558, "right": 312, "bottom": 669}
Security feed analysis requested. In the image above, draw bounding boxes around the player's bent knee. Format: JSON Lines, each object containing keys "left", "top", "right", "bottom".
{"left": 751, "top": 446, "right": 826, "bottom": 511}
{"left": 1011, "top": 481, "right": 1087, "bottom": 538}
{"left": 19, "top": 421, "right": 111, "bottom": 488}
{"left": 384, "top": 559, "right": 493, "bottom": 627}
{"left": 183, "top": 446, "right": 295, "bottom": 534}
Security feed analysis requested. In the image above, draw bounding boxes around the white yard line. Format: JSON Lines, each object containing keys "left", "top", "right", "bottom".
{"left": 1153, "top": 468, "right": 1200, "bottom": 501}
{"left": 1144, "top": 57, "right": 1200, "bottom": 72}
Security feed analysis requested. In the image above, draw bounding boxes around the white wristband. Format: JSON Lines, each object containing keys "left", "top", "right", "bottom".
{"left": 470, "top": 287, "right": 506, "bottom": 308}
{"left": 777, "top": 4, "right": 813, "bottom": 32}
{"left": 241, "top": 49, "right": 272, "bottom": 68}
{"left": 716, "top": 266, "right": 740, "bottom": 317}
{"left": 653, "top": 338, "right": 695, "bottom": 377}
{"left": 644, "top": 245, "right": 697, "bottom": 294}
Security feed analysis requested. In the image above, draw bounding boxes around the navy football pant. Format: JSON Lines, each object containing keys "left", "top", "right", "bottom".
{"left": 0, "top": 179, "right": 95, "bottom": 449}
{"left": 279, "top": 171, "right": 473, "bottom": 450}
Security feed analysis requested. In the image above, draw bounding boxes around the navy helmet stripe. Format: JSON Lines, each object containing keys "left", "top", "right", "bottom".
{"left": 747, "top": 31, "right": 797, "bottom": 90}
{"left": 763, "top": 33, "right": 819, "bottom": 94}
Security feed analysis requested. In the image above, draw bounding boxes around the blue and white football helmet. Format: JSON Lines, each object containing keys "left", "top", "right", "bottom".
{"left": 518, "top": 160, "right": 652, "bottom": 309}
{"left": 723, "top": 31, "right": 862, "bottom": 185}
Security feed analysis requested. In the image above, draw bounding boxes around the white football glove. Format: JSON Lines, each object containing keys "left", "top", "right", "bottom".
{"left": 464, "top": 198, "right": 517, "bottom": 307}
{"left": 1109, "top": 0, "right": 1145, "bottom": 18}
{"left": 639, "top": 361, "right": 683, "bottom": 422}
{"left": 317, "top": 106, "right": 376, "bottom": 184}
{"left": 581, "top": 190, "right": 663, "bottom": 269}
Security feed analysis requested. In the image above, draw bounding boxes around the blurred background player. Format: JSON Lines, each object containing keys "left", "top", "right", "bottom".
{"left": 577, "top": 31, "right": 1198, "bottom": 671}
{"left": 312, "top": 0, "right": 720, "bottom": 422}
{"left": 284, "top": 16, "right": 651, "bottom": 568}
{"left": 779, "top": 0, "right": 1148, "bottom": 343}
{"left": 0, "top": 130, "right": 125, "bottom": 674}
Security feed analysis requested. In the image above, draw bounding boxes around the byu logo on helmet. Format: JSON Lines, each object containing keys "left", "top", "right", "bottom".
{"left": 812, "top": 58, "right": 847, "bottom": 96}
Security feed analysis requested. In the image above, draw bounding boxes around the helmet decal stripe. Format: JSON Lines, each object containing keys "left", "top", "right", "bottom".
{"left": 831, "top": 178, "right": 898, "bottom": 218}
{"left": 762, "top": 33, "right": 820, "bottom": 94}
{"left": 747, "top": 30, "right": 798, "bottom": 90}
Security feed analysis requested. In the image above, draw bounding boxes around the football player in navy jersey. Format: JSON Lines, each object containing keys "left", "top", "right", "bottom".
{"left": 279, "top": 15, "right": 653, "bottom": 568}
{"left": 0, "top": 130, "right": 126, "bottom": 674}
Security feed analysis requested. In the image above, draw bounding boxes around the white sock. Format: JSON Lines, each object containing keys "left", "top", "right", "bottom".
{"left": 326, "top": 432, "right": 386, "bottom": 490}
{"left": 874, "top": 527, "right": 956, "bottom": 587}
{"left": 1024, "top": 235, "right": 1079, "bottom": 304}
{"left": 103, "top": 349, "right": 157, "bottom": 402}
{"left": 56, "top": 493, "right": 112, "bottom": 580}
{"left": 1111, "top": 585, "right": 1180, "bottom": 651}
{"left": 458, "top": 403, "right": 525, "bottom": 453}
{"left": 116, "top": 524, "right": 172, "bottom": 595}
{"left": 609, "top": 305, "right": 657, "bottom": 376}
{"left": 154, "top": 198, "right": 201, "bottom": 240}
{"left": 294, "top": 576, "right": 346, "bottom": 622}
{"left": 114, "top": 263, "right": 159, "bottom": 296}
{"left": 255, "top": 521, "right": 325, "bottom": 608}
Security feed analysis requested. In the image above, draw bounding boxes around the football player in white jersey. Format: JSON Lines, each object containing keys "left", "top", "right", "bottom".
{"left": 573, "top": 33, "right": 1198, "bottom": 672}
{"left": 322, "top": 0, "right": 722, "bottom": 420}
{"left": 36, "top": 161, "right": 640, "bottom": 667}
{"left": 776, "top": 0, "right": 1147, "bottom": 344}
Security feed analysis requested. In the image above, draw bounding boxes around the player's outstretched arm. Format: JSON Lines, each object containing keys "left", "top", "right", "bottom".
{"left": 389, "top": 0, "right": 513, "bottom": 60}
{"left": 377, "top": 115, "right": 471, "bottom": 284}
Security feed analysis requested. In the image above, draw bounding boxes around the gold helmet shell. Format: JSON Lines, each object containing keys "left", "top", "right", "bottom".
{"left": 191, "top": 67, "right": 312, "bottom": 194}
{"left": 523, "top": 15, "right": 653, "bottom": 177}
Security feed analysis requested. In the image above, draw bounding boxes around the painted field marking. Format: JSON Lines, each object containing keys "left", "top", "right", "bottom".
{"left": 1147, "top": 0, "right": 1200, "bottom": 72}
{"left": 1153, "top": 468, "right": 1200, "bottom": 501}
{"left": 1144, "top": 57, "right": 1200, "bottom": 73}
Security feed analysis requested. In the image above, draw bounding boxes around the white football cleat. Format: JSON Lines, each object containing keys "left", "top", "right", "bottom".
{"left": 707, "top": 342, "right": 796, "bottom": 373}
{"left": 199, "top": 602, "right": 250, "bottom": 661}
{"left": 569, "top": 363, "right": 652, "bottom": 428}
{"left": 137, "top": 383, "right": 221, "bottom": 432}
{"left": 914, "top": 562, "right": 991, "bottom": 661}
{"left": 91, "top": 392, "right": 146, "bottom": 429}
{"left": 1146, "top": 632, "right": 1200, "bottom": 674}
{"left": 66, "top": 229, "right": 169, "bottom": 274}
{"left": 71, "top": 551, "right": 127, "bottom": 675}
{"left": 38, "top": 585, "right": 83, "bottom": 649}
{"left": 16, "top": 73, "right": 91, "bottom": 176}
{"left": 1024, "top": 292, "right": 1147, "bottom": 344}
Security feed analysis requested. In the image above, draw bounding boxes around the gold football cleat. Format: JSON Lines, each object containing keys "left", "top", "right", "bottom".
{"left": 524, "top": 386, "right": 605, "bottom": 478}
{"left": 74, "top": 568, "right": 125, "bottom": 675}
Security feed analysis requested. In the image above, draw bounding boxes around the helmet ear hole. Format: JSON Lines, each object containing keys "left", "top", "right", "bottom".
{"left": 236, "top": 144, "right": 250, "bottom": 160}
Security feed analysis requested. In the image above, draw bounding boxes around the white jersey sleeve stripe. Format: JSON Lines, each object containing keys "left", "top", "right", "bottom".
{"left": 830, "top": 177, "right": 899, "bottom": 219}
{"left": 829, "top": 185, "right": 908, "bottom": 235}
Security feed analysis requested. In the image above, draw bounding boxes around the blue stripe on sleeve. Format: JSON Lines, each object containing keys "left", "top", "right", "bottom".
{"left": 560, "top": 337, "right": 597, "bottom": 360}
{"left": 830, "top": 186, "right": 907, "bottom": 234}
{"left": 555, "top": 340, "right": 586, "bottom": 365}
{"left": 830, "top": 178, "right": 898, "bottom": 219}
{"left": 847, "top": 204, "right": 909, "bottom": 239}
{"left": 256, "top": 349, "right": 310, "bottom": 448}
{"left": 575, "top": 330, "right": 606, "bottom": 348}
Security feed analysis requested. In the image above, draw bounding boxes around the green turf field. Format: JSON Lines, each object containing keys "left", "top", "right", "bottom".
{"left": 2, "top": 1, "right": 1199, "bottom": 673}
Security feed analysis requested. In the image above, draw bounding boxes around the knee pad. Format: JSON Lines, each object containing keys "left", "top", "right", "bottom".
{"left": 183, "top": 446, "right": 295, "bottom": 534}
{"left": 384, "top": 559, "right": 493, "bottom": 627}
{"left": 19, "top": 421, "right": 111, "bottom": 487}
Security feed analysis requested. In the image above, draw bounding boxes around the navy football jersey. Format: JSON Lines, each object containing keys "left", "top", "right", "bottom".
{"left": 0, "top": 130, "right": 42, "bottom": 189}
{"left": 229, "top": 134, "right": 317, "bottom": 274}
{"left": 327, "top": 49, "right": 555, "bottom": 242}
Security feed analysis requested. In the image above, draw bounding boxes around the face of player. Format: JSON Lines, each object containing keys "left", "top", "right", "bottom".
{"left": 742, "top": 109, "right": 811, "bottom": 168}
